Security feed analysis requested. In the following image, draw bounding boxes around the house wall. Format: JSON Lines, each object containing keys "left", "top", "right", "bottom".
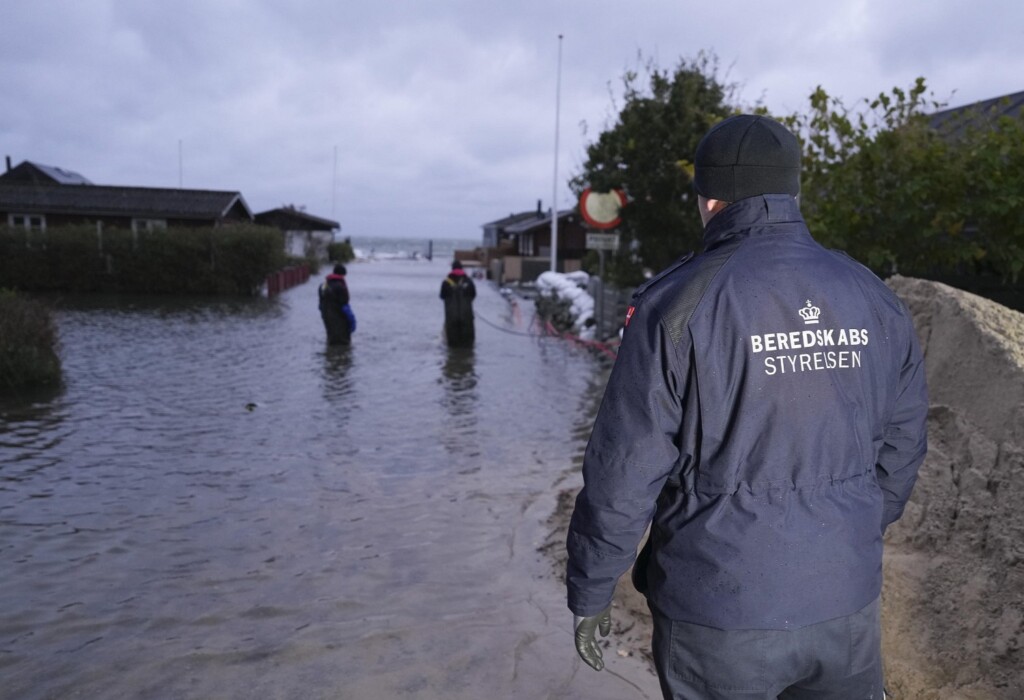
{"left": 503, "top": 255, "right": 522, "bottom": 282}
{"left": 284, "top": 230, "right": 333, "bottom": 258}
{"left": 500, "top": 255, "right": 581, "bottom": 283}
{"left": 527, "top": 220, "right": 588, "bottom": 260}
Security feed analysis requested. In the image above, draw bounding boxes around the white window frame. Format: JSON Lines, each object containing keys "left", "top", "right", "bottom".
{"left": 7, "top": 213, "right": 46, "bottom": 231}
{"left": 131, "top": 218, "right": 168, "bottom": 233}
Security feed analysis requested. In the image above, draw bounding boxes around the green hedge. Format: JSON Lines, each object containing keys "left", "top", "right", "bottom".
{"left": 0, "top": 224, "right": 288, "bottom": 295}
{"left": 0, "top": 290, "right": 61, "bottom": 393}
{"left": 790, "top": 80, "right": 1024, "bottom": 283}
{"left": 327, "top": 237, "right": 355, "bottom": 264}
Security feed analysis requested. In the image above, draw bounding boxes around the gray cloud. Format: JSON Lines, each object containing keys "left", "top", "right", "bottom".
{"left": 3, "top": 0, "right": 1022, "bottom": 240}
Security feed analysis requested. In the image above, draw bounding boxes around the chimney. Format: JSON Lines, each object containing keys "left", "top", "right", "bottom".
{"left": 5, "top": 156, "right": 11, "bottom": 172}
{"left": 536, "top": 199, "right": 542, "bottom": 215}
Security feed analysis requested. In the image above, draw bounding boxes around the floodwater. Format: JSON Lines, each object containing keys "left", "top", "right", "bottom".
{"left": 0, "top": 258, "right": 660, "bottom": 699}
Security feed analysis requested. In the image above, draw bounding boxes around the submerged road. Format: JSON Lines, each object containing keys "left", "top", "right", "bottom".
{"left": 0, "top": 257, "right": 660, "bottom": 699}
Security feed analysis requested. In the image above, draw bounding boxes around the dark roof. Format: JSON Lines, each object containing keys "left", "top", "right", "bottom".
{"left": 482, "top": 210, "right": 545, "bottom": 228}
{"left": 0, "top": 183, "right": 252, "bottom": 221}
{"left": 0, "top": 160, "right": 93, "bottom": 185}
{"left": 504, "top": 209, "right": 576, "bottom": 235}
{"left": 254, "top": 207, "right": 339, "bottom": 231}
{"left": 929, "top": 90, "right": 1024, "bottom": 135}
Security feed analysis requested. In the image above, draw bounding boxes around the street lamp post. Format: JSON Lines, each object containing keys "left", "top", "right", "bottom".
{"left": 550, "top": 34, "right": 563, "bottom": 272}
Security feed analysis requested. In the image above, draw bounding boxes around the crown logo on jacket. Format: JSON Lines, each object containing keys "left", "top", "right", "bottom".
{"left": 799, "top": 300, "right": 821, "bottom": 324}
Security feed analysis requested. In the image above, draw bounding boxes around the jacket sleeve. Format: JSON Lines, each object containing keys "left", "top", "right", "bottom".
{"left": 876, "top": 311, "right": 929, "bottom": 533}
{"left": 566, "top": 298, "right": 684, "bottom": 616}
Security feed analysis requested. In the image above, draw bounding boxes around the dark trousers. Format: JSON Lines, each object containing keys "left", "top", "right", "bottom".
{"left": 321, "top": 312, "right": 351, "bottom": 346}
{"left": 649, "top": 597, "right": 884, "bottom": 700}
{"left": 444, "top": 319, "right": 474, "bottom": 347}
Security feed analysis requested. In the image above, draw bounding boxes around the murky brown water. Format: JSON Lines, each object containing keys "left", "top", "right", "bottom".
{"left": 0, "top": 258, "right": 660, "bottom": 699}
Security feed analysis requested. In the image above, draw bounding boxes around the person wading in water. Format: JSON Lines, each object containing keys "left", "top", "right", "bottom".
{"left": 318, "top": 264, "right": 356, "bottom": 345}
{"left": 440, "top": 260, "right": 476, "bottom": 347}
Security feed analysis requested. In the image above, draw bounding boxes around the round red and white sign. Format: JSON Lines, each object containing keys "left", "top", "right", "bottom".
{"left": 579, "top": 188, "right": 626, "bottom": 229}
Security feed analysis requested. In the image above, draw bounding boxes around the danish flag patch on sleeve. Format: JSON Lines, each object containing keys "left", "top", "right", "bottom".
{"left": 624, "top": 305, "right": 636, "bottom": 327}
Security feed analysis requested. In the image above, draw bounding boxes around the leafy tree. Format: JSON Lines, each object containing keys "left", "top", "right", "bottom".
{"left": 787, "top": 80, "right": 1024, "bottom": 282}
{"left": 785, "top": 79, "right": 972, "bottom": 275}
{"left": 571, "top": 53, "right": 734, "bottom": 285}
{"left": 955, "top": 110, "right": 1024, "bottom": 282}
{"left": 576, "top": 58, "right": 1024, "bottom": 290}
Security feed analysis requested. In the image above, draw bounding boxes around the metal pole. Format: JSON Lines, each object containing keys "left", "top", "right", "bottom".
{"left": 332, "top": 145, "right": 338, "bottom": 216}
{"left": 550, "top": 34, "right": 563, "bottom": 272}
{"left": 598, "top": 249, "right": 606, "bottom": 338}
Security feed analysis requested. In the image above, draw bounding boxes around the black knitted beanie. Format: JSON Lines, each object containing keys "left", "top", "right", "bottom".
{"left": 693, "top": 115, "right": 801, "bottom": 201}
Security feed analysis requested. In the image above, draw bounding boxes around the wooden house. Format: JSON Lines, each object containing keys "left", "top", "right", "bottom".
{"left": 254, "top": 206, "right": 340, "bottom": 259}
{"left": 0, "top": 159, "right": 253, "bottom": 232}
{"left": 481, "top": 202, "right": 549, "bottom": 250}
{"left": 480, "top": 201, "right": 588, "bottom": 283}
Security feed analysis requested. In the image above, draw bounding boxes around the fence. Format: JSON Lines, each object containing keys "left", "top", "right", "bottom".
{"left": 265, "top": 265, "right": 310, "bottom": 296}
{"left": 587, "top": 276, "right": 634, "bottom": 342}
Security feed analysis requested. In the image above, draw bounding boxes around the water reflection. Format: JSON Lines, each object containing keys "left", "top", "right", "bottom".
{"left": 439, "top": 346, "right": 478, "bottom": 456}
{"left": 0, "top": 392, "right": 69, "bottom": 485}
{"left": 319, "top": 344, "right": 354, "bottom": 404}
{"left": 441, "top": 347, "right": 476, "bottom": 408}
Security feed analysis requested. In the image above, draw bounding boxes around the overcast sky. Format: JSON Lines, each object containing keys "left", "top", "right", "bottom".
{"left": 4, "top": 1, "right": 1022, "bottom": 241}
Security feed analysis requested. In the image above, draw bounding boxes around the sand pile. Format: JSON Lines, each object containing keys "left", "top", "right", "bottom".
{"left": 545, "top": 276, "right": 1024, "bottom": 699}
{"left": 881, "top": 276, "right": 1023, "bottom": 699}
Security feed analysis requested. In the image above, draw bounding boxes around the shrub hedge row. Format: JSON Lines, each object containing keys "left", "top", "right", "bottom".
{"left": 0, "top": 224, "right": 288, "bottom": 296}
{"left": 0, "top": 290, "right": 61, "bottom": 393}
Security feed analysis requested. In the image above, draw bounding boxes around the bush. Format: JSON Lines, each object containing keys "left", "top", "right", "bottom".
{"left": 787, "top": 79, "right": 1024, "bottom": 283}
{"left": 327, "top": 237, "right": 355, "bottom": 264}
{"left": 294, "top": 255, "right": 322, "bottom": 275}
{"left": 0, "top": 290, "right": 61, "bottom": 393}
{"left": 0, "top": 224, "right": 288, "bottom": 295}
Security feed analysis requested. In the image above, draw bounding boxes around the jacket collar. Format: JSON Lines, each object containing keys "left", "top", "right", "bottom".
{"left": 702, "top": 194, "right": 807, "bottom": 251}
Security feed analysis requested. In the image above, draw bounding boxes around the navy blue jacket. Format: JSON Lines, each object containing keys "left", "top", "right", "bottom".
{"left": 566, "top": 194, "right": 928, "bottom": 630}
{"left": 318, "top": 274, "right": 352, "bottom": 344}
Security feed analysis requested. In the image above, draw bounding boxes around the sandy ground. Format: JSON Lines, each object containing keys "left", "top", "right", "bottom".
{"left": 543, "top": 276, "right": 1024, "bottom": 699}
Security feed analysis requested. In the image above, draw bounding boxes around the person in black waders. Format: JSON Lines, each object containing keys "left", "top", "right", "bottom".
{"left": 439, "top": 260, "right": 476, "bottom": 347}
{"left": 318, "top": 264, "right": 356, "bottom": 345}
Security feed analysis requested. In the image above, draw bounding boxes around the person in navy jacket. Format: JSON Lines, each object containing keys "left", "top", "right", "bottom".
{"left": 318, "top": 264, "right": 354, "bottom": 345}
{"left": 567, "top": 115, "right": 928, "bottom": 699}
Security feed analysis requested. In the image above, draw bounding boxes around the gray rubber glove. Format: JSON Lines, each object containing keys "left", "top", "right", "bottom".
{"left": 573, "top": 606, "right": 612, "bottom": 671}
